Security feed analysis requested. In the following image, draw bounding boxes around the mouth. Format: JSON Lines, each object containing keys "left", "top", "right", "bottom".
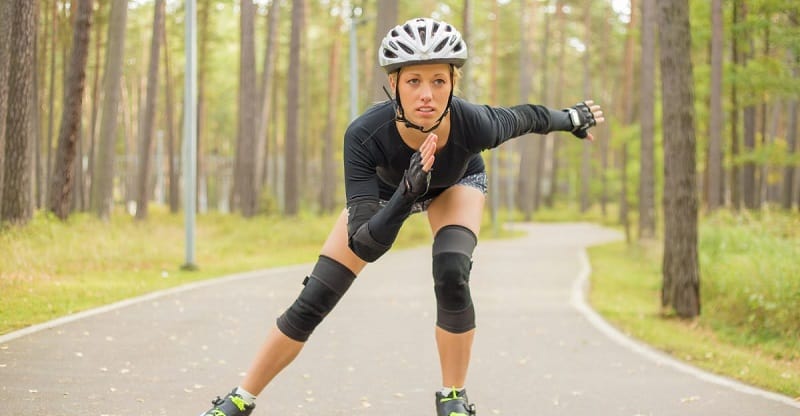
{"left": 415, "top": 106, "right": 437, "bottom": 117}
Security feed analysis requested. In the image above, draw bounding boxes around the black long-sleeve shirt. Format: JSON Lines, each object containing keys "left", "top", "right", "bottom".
{"left": 343, "top": 96, "right": 573, "bottom": 204}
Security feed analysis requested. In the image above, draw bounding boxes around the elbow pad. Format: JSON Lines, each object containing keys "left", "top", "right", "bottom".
{"left": 349, "top": 222, "right": 391, "bottom": 262}
{"left": 346, "top": 198, "right": 390, "bottom": 262}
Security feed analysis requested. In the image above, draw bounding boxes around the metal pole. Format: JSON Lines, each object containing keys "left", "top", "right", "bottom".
{"left": 182, "top": 0, "right": 198, "bottom": 270}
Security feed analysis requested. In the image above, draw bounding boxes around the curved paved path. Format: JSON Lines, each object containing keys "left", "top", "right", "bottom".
{"left": 1, "top": 223, "right": 797, "bottom": 415}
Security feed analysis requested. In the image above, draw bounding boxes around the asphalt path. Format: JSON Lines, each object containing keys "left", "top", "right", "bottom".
{"left": 1, "top": 223, "right": 797, "bottom": 415}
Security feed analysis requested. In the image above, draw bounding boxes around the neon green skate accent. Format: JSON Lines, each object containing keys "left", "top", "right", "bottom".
{"left": 211, "top": 410, "right": 226, "bottom": 416}
{"left": 439, "top": 389, "right": 470, "bottom": 416}
{"left": 230, "top": 396, "right": 248, "bottom": 412}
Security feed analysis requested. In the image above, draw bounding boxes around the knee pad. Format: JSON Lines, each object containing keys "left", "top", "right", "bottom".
{"left": 276, "top": 255, "right": 356, "bottom": 342}
{"left": 432, "top": 225, "right": 478, "bottom": 333}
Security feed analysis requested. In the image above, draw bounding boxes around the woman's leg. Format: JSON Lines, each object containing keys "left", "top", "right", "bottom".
{"left": 240, "top": 208, "right": 367, "bottom": 395}
{"left": 425, "top": 185, "right": 485, "bottom": 389}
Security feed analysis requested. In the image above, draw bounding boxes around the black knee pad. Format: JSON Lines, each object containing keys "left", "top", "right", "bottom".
{"left": 276, "top": 255, "right": 356, "bottom": 342}
{"left": 432, "top": 225, "right": 478, "bottom": 333}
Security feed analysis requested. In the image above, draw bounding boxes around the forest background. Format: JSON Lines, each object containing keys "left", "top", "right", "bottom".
{"left": 0, "top": 0, "right": 798, "bottom": 400}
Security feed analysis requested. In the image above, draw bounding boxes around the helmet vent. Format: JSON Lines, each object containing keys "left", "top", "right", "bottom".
{"left": 397, "top": 41, "right": 414, "bottom": 55}
{"left": 434, "top": 39, "right": 448, "bottom": 53}
{"left": 403, "top": 24, "right": 414, "bottom": 38}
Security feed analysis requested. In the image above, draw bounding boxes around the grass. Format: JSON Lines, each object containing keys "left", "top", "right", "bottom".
{"left": 0, "top": 205, "right": 514, "bottom": 335}
{"left": 0, "top": 206, "right": 426, "bottom": 334}
{"left": 587, "top": 209, "right": 800, "bottom": 399}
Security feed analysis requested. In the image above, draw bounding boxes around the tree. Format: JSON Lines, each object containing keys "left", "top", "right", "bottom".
{"left": 256, "top": 0, "right": 281, "bottom": 195}
{"left": 135, "top": 0, "right": 165, "bottom": 220}
{"left": 321, "top": 13, "right": 343, "bottom": 213}
{"left": 658, "top": 0, "right": 700, "bottom": 318}
{"left": 533, "top": 3, "right": 552, "bottom": 212}
{"left": 284, "top": 0, "right": 305, "bottom": 216}
{"left": 544, "top": 0, "right": 566, "bottom": 208}
{"left": 0, "top": 0, "right": 12, "bottom": 214}
{"left": 707, "top": 0, "right": 724, "bottom": 211}
{"left": 371, "top": 0, "right": 397, "bottom": 103}
{"left": 48, "top": 0, "right": 93, "bottom": 220}
{"left": 730, "top": 0, "right": 742, "bottom": 210}
{"left": 516, "top": 0, "right": 536, "bottom": 220}
{"left": 619, "top": 0, "right": 638, "bottom": 242}
{"left": 781, "top": 11, "right": 798, "bottom": 210}
{"left": 639, "top": 0, "right": 656, "bottom": 237}
{"left": 579, "top": 3, "right": 592, "bottom": 214}
{"left": 740, "top": 3, "right": 757, "bottom": 210}
{"left": 785, "top": 67, "right": 798, "bottom": 210}
{"left": 233, "top": 0, "right": 258, "bottom": 217}
{"left": 161, "top": 9, "right": 179, "bottom": 213}
{"left": 91, "top": 0, "right": 128, "bottom": 220}
{"left": 2, "top": 0, "right": 36, "bottom": 225}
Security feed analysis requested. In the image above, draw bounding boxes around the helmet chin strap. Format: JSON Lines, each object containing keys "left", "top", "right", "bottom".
{"left": 383, "top": 67, "right": 454, "bottom": 134}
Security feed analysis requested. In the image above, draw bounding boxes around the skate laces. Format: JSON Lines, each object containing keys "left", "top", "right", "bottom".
{"left": 439, "top": 388, "right": 464, "bottom": 403}
{"left": 437, "top": 388, "right": 474, "bottom": 416}
{"left": 208, "top": 393, "right": 249, "bottom": 416}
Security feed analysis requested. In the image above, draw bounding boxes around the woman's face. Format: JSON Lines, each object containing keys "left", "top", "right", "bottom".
{"left": 391, "top": 63, "right": 452, "bottom": 129}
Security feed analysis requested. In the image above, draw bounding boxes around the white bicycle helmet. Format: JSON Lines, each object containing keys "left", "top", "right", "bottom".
{"left": 379, "top": 18, "right": 468, "bottom": 73}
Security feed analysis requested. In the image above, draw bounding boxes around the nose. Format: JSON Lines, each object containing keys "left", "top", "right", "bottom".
{"left": 419, "top": 84, "right": 432, "bottom": 102}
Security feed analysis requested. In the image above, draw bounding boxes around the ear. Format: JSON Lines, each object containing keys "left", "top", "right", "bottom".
{"left": 388, "top": 73, "right": 397, "bottom": 90}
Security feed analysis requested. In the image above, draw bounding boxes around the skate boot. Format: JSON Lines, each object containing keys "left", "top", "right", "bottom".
{"left": 199, "top": 389, "right": 255, "bottom": 416}
{"left": 435, "top": 388, "right": 476, "bottom": 416}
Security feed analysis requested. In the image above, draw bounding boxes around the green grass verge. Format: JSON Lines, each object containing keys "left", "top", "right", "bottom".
{"left": 587, "top": 209, "right": 800, "bottom": 399}
{"left": 0, "top": 207, "right": 421, "bottom": 334}
{"left": 0, "top": 205, "right": 514, "bottom": 336}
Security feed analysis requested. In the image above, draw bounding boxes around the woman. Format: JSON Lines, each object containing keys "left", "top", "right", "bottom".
{"left": 200, "top": 17, "right": 604, "bottom": 416}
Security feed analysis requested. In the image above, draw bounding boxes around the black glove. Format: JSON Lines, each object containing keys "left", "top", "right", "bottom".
{"left": 402, "top": 151, "right": 431, "bottom": 198}
{"left": 565, "top": 102, "right": 597, "bottom": 139}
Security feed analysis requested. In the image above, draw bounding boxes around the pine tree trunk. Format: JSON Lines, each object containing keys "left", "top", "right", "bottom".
{"left": 619, "top": 0, "right": 636, "bottom": 236}
{"left": 783, "top": 61, "right": 798, "bottom": 210}
{"left": 371, "top": 0, "right": 397, "bottom": 103}
{"left": 707, "top": 0, "right": 724, "bottom": 211}
{"left": 658, "top": 0, "right": 701, "bottom": 318}
{"left": 579, "top": 3, "right": 592, "bottom": 213}
{"left": 45, "top": 0, "right": 58, "bottom": 206}
{"left": 533, "top": 6, "right": 551, "bottom": 212}
{"left": 460, "top": 0, "right": 473, "bottom": 100}
{"left": 321, "top": 14, "right": 342, "bottom": 214}
{"left": 284, "top": 0, "right": 305, "bottom": 216}
{"left": 161, "top": 10, "right": 179, "bottom": 213}
{"left": 234, "top": 0, "right": 257, "bottom": 217}
{"left": 91, "top": 0, "right": 127, "bottom": 219}
{"left": 544, "top": 0, "right": 566, "bottom": 208}
{"left": 0, "top": 0, "right": 13, "bottom": 215}
{"left": 134, "top": 0, "right": 165, "bottom": 220}
{"left": 2, "top": 1, "right": 36, "bottom": 225}
{"left": 86, "top": 2, "right": 105, "bottom": 212}
{"left": 516, "top": 0, "right": 535, "bottom": 220}
{"left": 740, "top": 3, "right": 757, "bottom": 210}
{"left": 730, "top": 0, "right": 741, "bottom": 210}
{"left": 639, "top": 0, "right": 657, "bottom": 238}
{"left": 48, "top": 0, "right": 93, "bottom": 220}
{"left": 255, "top": 0, "right": 280, "bottom": 195}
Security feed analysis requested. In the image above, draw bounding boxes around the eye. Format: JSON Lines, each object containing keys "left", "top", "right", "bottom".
{"left": 406, "top": 78, "right": 420, "bottom": 85}
{"left": 433, "top": 78, "right": 447, "bottom": 86}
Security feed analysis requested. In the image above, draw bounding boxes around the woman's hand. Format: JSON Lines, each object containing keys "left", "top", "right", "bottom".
{"left": 569, "top": 100, "right": 605, "bottom": 141}
{"left": 419, "top": 133, "right": 437, "bottom": 172}
{"left": 583, "top": 100, "right": 604, "bottom": 142}
{"left": 404, "top": 133, "right": 437, "bottom": 197}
